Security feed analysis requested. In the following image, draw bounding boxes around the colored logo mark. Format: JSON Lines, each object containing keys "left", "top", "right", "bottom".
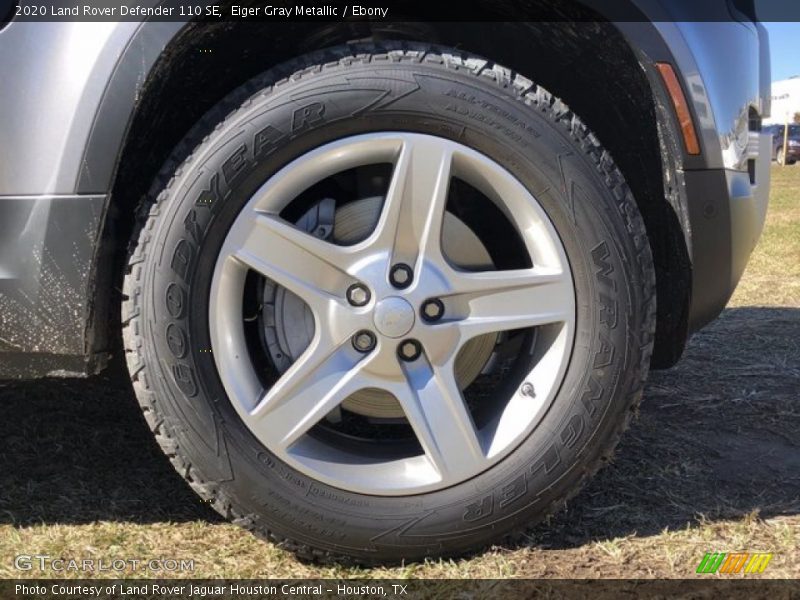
{"left": 696, "top": 552, "right": 773, "bottom": 574}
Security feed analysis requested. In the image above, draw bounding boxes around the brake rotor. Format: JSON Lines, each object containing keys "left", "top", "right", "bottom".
{"left": 262, "top": 196, "right": 497, "bottom": 420}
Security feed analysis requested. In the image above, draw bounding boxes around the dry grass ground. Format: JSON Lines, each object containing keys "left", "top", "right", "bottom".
{"left": 0, "top": 165, "right": 797, "bottom": 580}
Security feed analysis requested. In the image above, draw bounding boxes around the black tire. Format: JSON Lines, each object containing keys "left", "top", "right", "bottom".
{"left": 122, "top": 44, "right": 656, "bottom": 564}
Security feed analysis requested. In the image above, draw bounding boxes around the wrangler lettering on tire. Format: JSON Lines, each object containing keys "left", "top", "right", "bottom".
{"left": 122, "top": 44, "right": 655, "bottom": 564}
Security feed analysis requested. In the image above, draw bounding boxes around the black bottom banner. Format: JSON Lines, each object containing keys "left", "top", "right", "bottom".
{"left": 3, "top": 579, "right": 800, "bottom": 600}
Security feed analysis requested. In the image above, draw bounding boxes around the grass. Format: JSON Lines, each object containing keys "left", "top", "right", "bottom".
{"left": 730, "top": 165, "right": 800, "bottom": 307}
{"left": 0, "top": 165, "right": 798, "bottom": 580}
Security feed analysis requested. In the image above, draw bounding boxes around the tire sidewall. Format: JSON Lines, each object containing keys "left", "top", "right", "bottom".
{"left": 135, "top": 51, "right": 650, "bottom": 558}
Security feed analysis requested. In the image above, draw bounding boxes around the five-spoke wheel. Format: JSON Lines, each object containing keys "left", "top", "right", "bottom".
{"left": 209, "top": 133, "right": 575, "bottom": 494}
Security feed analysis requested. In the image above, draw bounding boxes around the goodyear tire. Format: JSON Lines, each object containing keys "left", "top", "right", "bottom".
{"left": 122, "top": 44, "right": 656, "bottom": 564}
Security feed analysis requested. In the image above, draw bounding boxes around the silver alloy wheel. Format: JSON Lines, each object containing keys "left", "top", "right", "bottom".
{"left": 209, "top": 132, "right": 575, "bottom": 495}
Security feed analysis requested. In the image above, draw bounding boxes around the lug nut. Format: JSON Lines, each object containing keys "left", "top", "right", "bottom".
{"left": 421, "top": 298, "right": 445, "bottom": 322}
{"left": 398, "top": 339, "right": 422, "bottom": 362}
{"left": 352, "top": 330, "right": 377, "bottom": 353}
{"left": 389, "top": 263, "right": 413, "bottom": 289}
{"left": 346, "top": 283, "right": 371, "bottom": 307}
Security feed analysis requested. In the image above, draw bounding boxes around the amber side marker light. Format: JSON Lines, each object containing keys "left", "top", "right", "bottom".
{"left": 656, "top": 62, "right": 701, "bottom": 155}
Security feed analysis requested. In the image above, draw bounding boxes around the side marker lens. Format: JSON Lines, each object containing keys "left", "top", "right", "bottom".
{"left": 656, "top": 62, "right": 701, "bottom": 156}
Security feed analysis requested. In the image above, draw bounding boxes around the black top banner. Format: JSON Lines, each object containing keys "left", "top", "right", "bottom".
{"left": 3, "top": 0, "right": 800, "bottom": 23}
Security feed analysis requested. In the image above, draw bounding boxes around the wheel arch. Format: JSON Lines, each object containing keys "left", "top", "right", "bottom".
{"left": 86, "top": 12, "right": 693, "bottom": 371}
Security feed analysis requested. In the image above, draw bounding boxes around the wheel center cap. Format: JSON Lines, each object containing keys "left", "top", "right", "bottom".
{"left": 373, "top": 296, "right": 415, "bottom": 338}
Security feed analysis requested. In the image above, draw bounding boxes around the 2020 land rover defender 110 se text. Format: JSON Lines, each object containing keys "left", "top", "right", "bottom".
{"left": 0, "top": 4, "right": 770, "bottom": 563}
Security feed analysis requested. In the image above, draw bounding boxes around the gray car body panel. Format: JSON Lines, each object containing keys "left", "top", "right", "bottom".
{"left": 0, "top": 194, "right": 104, "bottom": 371}
{"left": 0, "top": 6, "right": 771, "bottom": 377}
{"left": 0, "top": 22, "right": 138, "bottom": 195}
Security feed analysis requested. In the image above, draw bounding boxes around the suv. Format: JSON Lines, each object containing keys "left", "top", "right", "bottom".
{"left": 0, "top": 8, "right": 770, "bottom": 563}
{"left": 765, "top": 123, "right": 800, "bottom": 164}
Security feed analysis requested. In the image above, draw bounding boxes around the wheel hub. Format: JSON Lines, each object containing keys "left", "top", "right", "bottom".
{"left": 262, "top": 195, "right": 497, "bottom": 420}
{"left": 373, "top": 296, "right": 415, "bottom": 338}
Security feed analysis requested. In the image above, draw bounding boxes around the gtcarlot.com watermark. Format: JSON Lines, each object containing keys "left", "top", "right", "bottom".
{"left": 14, "top": 554, "right": 195, "bottom": 573}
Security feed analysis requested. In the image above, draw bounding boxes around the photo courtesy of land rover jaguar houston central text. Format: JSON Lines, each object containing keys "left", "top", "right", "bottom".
{"left": 0, "top": 2, "right": 770, "bottom": 563}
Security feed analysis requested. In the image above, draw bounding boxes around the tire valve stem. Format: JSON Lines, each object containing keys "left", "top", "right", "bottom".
{"left": 521, "top": 382, "right": 535, "bottom": 397}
